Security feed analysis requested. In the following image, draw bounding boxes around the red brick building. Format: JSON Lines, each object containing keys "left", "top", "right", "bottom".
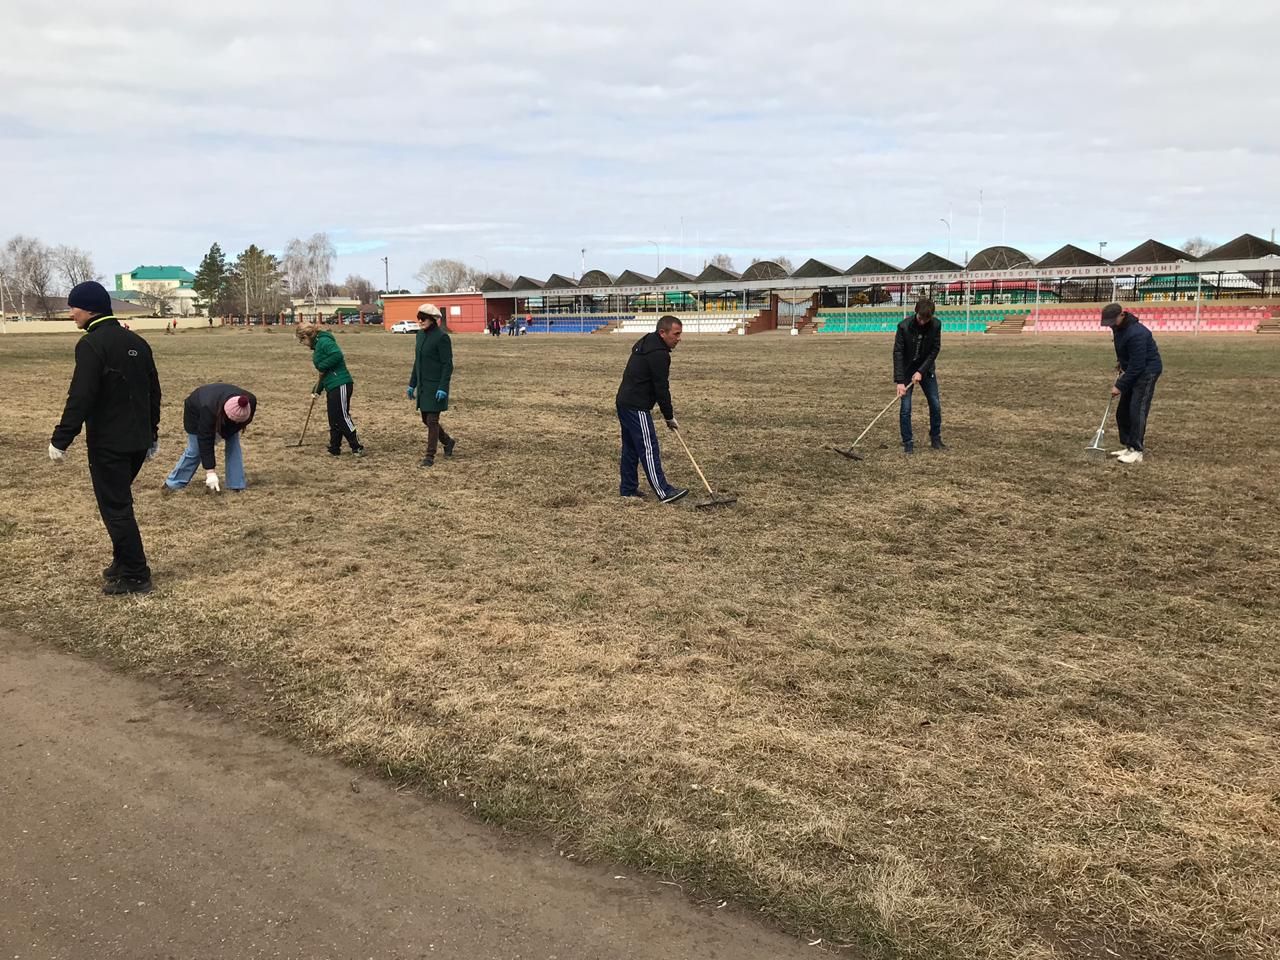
{"left": 381, "top": 292, "right": 511, "bottom": 333}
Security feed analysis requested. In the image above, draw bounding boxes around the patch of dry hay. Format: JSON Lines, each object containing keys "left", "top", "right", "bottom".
{"left": 2, "top": 328, "right": 1278, "bottom": 959}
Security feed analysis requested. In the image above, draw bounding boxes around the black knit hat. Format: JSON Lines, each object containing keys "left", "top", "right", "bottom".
{"left": 67, "top": 281, "right": 113, "bottom": 317}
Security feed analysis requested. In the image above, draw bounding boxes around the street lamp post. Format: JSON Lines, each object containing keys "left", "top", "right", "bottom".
{"left": 381, "top": 256, "right": 389, "bottom": 292}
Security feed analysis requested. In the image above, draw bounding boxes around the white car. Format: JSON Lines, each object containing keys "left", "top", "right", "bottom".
{"left": 390, "top": 320, "right": 418, "bottom": 333}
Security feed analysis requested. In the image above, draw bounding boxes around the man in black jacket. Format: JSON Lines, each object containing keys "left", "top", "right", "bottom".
{"left": 1101, "top": 303, "right": 1162, "bottom": 464}
{"left": 48, "top": 281, "right": 161, "bottom": 595}
{"left": 615, "top": 316, "right": 687, "bottom": 503}
{"left": 893, "top": 299, "right": 945, "bottom": 454}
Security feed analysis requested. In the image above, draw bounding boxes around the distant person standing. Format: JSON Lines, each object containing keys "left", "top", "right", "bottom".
{"left": 407, "top": 303, "right": 456, "bottom": 467}
{"left": 295, "top": 323, "right": 364, "bottom": 457}
{"left": 614, "top": 315, "right": 687, "bottom": 503}
{"left": 48, "top": 281, "right": 161, "bottom": 596}
{"left": 1101, "top": 303, "right": 1162, "bottom": 464}
{"left": 893, "top": 298, "right": 945, "bottom": 454}
{"left": 164, "top": 384, "right": 257, "bottom": 493}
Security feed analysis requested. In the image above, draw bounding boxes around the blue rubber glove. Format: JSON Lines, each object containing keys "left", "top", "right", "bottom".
{"left": 406, "top": 386, "right": 415, "bottom": 400}
{"left": 435, "top": 389, "right": 447, "bottom": 402}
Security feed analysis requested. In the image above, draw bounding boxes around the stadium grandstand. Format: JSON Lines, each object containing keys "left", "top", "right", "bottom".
{"left": 476, "top": 233, "right": 1280, "bottom": 336}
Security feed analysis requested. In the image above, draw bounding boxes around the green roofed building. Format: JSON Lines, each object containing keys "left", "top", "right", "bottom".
{"left": 115, "top": 265, "right": 199, "bottom": 316}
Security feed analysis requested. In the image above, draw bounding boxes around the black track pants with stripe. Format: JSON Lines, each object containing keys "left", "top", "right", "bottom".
{"left": 326, "top": 382, "right": 361, "bottom": 453}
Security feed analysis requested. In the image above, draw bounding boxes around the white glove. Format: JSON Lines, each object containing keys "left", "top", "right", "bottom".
{"left": 48, "top": 443, "right": 66, "bottom": 462}
{"left": 205, "top": 471, "right": 221, "bottom": 493}
{"left": 146, "top": 440, "right": 159, "bottom": 461}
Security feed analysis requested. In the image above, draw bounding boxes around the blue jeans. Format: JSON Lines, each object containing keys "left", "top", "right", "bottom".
{"left": 900, "top": 372, "right": 942, "bottom": 445}
{"left": 165, "top": 432, "right": 246, "bottom": 490}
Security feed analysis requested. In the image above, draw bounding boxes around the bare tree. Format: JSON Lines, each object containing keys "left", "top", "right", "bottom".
{"left": 3, "top": 236, "right": 55, "bottom": 318}
{"left": 415, "top": 258, "right": 473, "bottom": 293}
{"left": 708, "top": 253, "right": 735, "bottom": 272}
{"left": 53, "top": 245, "right": 100, "bottom": 293}
{"left": 137, "top": 282, "right": 177, "bottom": 317}
{"left": 283, "top": 232, "right": 337, "bottom": 309}
{"left": 343, "top": 273, "right": 378, "bottom": 304}
{"left": 1181, "top": 236, "right": 1215, "bottom": 258}
{"left": 772, "top": 255, "right": 795, "bottom": 273}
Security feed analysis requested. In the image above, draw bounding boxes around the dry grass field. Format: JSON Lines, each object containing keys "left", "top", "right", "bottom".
{"left": 2, "top": 326, "right": 1278, "bottom": 959}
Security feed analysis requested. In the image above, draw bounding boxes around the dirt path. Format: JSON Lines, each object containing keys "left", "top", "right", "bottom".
{"left": 1, "top": 633, "right": 817, "bottom": 960}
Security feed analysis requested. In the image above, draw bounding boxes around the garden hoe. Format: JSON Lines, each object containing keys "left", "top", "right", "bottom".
{"left": 294, "top": 393, "right": 318, "bottom": 447}
{"left": 673, "top": 430, "right": 738, "bottom": 509}
{"left": 1085, "top": 394, "right": 1114, "bottom": 456}
{"left": 831, "top": 392, "right": 902, "bottom": 461}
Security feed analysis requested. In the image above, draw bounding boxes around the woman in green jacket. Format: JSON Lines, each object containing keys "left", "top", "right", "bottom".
{"left": 406, "top": 303, "right": 456, "bottom": 467}
{"left": 297, "top": 323, "right": 364, "bottom": 456}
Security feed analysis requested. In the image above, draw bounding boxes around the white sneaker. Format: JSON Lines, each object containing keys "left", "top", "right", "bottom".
{"left": 1108, "top": 447, "right": 1131, "bottom": 457}
{"left": 1117, "top": 450, "right": 1144, "bottom": 464}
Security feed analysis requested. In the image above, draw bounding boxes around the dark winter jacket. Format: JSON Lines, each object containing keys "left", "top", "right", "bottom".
{"left": 893, "top": 316, "right": 942, "bottom": 384}
{"left": 311, "top": 329, "right": 353, "bottom": 393}
{"left": 616, "top": 332, "right": 675, "bottom": 420}
{"left": 50, "top": 316, "right": 160, "bottom": 454}
{"left": 409, "top": 324, "right": 453, "bottom": 413}
{"left": 182, "top": 383, "right": 258, "bottom": 470}
{"left": 1112, "top": 320, "right": 1162, "bottom": 390}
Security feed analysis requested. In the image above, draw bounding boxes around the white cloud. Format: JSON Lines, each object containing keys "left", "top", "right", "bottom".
{"left": 2, "top": 0, "right": 1277, "bottom": 285}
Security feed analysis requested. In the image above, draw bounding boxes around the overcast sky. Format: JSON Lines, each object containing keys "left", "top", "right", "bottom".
{"left": 4, "top": 0, "right": 1278, "bottom": 287}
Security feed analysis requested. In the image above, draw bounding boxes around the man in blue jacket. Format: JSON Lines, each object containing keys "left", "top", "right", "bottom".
{"left": 615, "top": 315, "right": 687, "bottom": 503}
{"left": 1101, "top": 303, "right": 1162, "bottom": 464}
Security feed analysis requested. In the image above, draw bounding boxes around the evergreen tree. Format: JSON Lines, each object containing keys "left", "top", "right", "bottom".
{"left": 192, "top": 243, "right": 229, "bottom": 317}
{"left": 229, "top": 245, "right": 287, "bottom": 320}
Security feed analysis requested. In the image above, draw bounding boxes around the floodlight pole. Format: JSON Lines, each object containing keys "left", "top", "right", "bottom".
{"left": 940, "top": 217, "right": 951, "bottom": 260}
{"left": 381, "top": 256, "right": 389, "bottom": 292}
{"left": 647, "top": 240, "right": 660, "bottom": 276}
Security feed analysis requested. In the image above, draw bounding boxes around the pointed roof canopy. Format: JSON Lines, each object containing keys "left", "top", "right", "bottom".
{"left": 542, "top": 273, "right": 578, "bottom": 290}
{"left": 479, "top": 276, "right": 511, "bottom": 292}
{"left": 655, "top": 267, "right": 697, "bottom": 284}
{"left": 904, "top": 252, "right": 963, "bottom": 273}
{"left": 1036, "top": 244, "right": 1111, "bottom": 269}
{"left": 512, "top": 275, "right": 544, "bottom": 290}
{"left": 789, "top": 258, "right": 843, "bottom": 279}
{"left": 846, "top": 255, "right": 902, "bottom": 275}
{"left": 696, "top": 264, "right": 741, "bottom": 282}
{"left": 616, "top": 270, "right": 655, "bottom": 285}
{"left": 1112, "top": 239, "right": 1192, "bottom": 265}
{"left": 1200, "top": 233, "right": 1280, "bottom": 261}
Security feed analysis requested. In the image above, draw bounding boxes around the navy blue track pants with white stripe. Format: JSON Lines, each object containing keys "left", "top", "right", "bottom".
{"left": 617, "top": 402, "right": 673, "bottom": 498}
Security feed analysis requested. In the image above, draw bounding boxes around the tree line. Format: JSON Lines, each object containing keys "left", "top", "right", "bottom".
{"left": 0, "top": 236, "right": 99, "bottom": 319}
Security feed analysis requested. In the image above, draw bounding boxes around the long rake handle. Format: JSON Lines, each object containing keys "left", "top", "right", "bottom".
{"left": 673, "top": 429, "right": 716, "bottom": 497}
{"left": 1096, "top": 394, "right": 1114, "bottom": 434}
{"left": 851, "top": 393, "right": 903, "bottom": 448}
{"left": 297, "top": 393, "right": 318, "bottom": 446}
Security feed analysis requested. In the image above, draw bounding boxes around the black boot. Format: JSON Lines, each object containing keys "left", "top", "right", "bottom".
{"left": 931, "top": 438, "right": 948, "bottom": 451}
{"left": 442, "top": 437, "right": 455, "bottom": 457}
{"left": 103, "top": 562, "right": 122, "bottom": 582}
{"left": 103, "top": 576, "right": 153, "bottom": 596}
{"left": 419, "top": 456, "right": 434, "bottom": 468}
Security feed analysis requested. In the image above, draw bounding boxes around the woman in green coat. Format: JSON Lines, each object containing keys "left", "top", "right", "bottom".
{"left": 296, "top": 323, "right": 363, "bottom": 456}
{"left": 406, "top": 303, "right": 456, "bottom": 467}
